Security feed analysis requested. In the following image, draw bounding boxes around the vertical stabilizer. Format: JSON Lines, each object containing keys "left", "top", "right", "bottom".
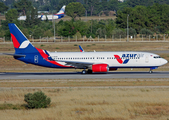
{"left": 8, "top": 23, "right": 36, "bottom": 54}
{"left": 57, "top": 5, "right": 66, "bottom": 15}
{"left": 79, "top": 45, "right": 84, "bottom": 52}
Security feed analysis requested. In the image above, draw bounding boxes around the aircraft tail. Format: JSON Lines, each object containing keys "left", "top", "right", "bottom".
{"left": 8, "top": 23, "right": 37, "bottom": 54}
{"left": 54, "top": 5, "right": 66, "bottom": 19}
{"left": 56, "top": 5, "right": 66, "bottom": 15}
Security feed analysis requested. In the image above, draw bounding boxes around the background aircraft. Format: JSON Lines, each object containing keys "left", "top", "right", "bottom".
{"left": 18, "top": 5, "right": 66, "bottom": 21}
{"left": 5, "top": 23, "right": 168, "bottom": 74}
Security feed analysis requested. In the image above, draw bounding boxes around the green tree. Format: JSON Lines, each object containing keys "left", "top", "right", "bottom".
{"left": 139, "top": 28, "right": 154, "bottom": 37}
{"left": 0, "top": 2, "right": 8, "bottom": 14}
{"left": 84, "top": 0, "right": 100, "bottom": 16}
{"left": 116, "top": 7, "right": 133, "bottom": 29}
{"left": 73, "top": 19, "right": 88, "bottom": 36}
{"left": 126, "top": 0, "right": 169, "bottom": 7}
{"left": 5, "top": 9, "right": 18, "bottom": 22}
{"left": 24, "top": 91, "right": 51, "bottom": 109}
{"left": 129, "top": 28, "right": 137, "bottom": 37}
{"left": 112, "top": 28, "right": 126, "bottom": 38}
{"left": 108, "top": 0, "right": 119, "bottom": 11}
{"left": 32, "top": 27, "right": 44, "bottom": 39}
{"left": 66, "top": 2, "right": 85, "bottom": 19}
{"left": 14, "top": 0, "right": 32, "bottom": 15}
{"left": 58, "top": 20, "right": 76, "bottom": 37}
{"left": 96, "top": 28, "right": 107, "bottom": 38}
{"left": 23, "top": 6, "right": 40, "bottom": 27}
{"left": 57, "top": 0, "right": 76, "bottom": 11}
{"left": 49, "top": 0, "right": 60, "bottom": 10}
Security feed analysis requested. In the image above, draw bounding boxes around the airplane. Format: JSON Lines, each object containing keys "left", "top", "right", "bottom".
{"left": 17, "top": 5, "right": 66, "bottom": 21}
{"left": 5, "top": 23, "right": 168, "bottom": 74}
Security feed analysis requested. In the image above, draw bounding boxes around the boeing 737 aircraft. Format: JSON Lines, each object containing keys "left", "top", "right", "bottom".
{"left": 5, "top": 23, "right": 168, "bottom": 74}
{"left": 18, "top": 5, "right": 66, "bottom": 21}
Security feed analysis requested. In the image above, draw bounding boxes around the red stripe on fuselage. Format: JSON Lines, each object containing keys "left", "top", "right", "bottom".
{"left": 114, "top": 55, "right": 123, "bottom": 64}
{"left": 36, "top": 48, "right": 71, "bottom": 68}
{"left": 55, "top": 13, "right": 64, "bottom": 15}
{"left": 11, "top": 33, "right": 20, "bottom": 48}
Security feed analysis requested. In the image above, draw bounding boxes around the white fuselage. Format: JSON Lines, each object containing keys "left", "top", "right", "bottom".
{"left": 17, "top": 15, "right": 59, "bottom": 21}
{"left": 49, "top": 51, "right": 167, "bottom": 69}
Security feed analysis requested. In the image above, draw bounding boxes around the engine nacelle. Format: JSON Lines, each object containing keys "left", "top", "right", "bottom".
{"left": 92, "top": 64, "right": 109, "bottom": 73}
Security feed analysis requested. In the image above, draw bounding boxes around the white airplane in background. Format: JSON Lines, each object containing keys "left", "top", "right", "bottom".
{"left": 18, "top": 5, "right": 66, "bottom": 21}
{"left": 5, "top": 23, "right": 168, "bottom": 74}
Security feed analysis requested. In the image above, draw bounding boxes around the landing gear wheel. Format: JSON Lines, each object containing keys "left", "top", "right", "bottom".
{"left": 82, "top": 70, "right": 86, "bottom": 74}
{"left": 149, "top": 70, "right": 153, "bottom": 74}
{"left": 87, "top": 69, "right": 93, "bottom": 74}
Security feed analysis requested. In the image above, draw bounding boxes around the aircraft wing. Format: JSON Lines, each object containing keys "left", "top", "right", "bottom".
{"left": 54, "top": 60, "right": 100, "bottom": 69}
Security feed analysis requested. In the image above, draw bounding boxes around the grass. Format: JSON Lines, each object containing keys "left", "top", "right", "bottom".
{"left": 1, "top": 78, "right": 169, "bottom": 87}
{"left": 0, "top": 103, "right": 25, "bottom": 110}
{"left": 1, "top": 88, "right": 169, "bottom": 120}
{"left": 40, "top": 44, "right": 45, "bottom": 47}
{"left": 1, "top": 41, "right": 169, "bottom": 52}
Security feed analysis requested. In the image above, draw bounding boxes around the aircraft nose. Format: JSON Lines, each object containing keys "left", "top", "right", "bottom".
{"left": 161, "top": 58, "right": 168, "bottom": 65}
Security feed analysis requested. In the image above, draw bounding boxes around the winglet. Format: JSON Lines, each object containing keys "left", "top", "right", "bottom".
{"left": 79, "top": 45, "right": 84, "bottom": 52}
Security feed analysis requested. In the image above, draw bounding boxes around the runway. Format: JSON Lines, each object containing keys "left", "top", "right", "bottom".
{"left": 1, "top": 71, "right": 169, "bottom": 80}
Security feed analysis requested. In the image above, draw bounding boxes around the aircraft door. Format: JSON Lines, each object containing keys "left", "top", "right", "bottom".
{"left": 34, "top": 55, "right": 38, "bottom": 63}
{"left": 145, "top": 55, "right": 149, "bottom": 63}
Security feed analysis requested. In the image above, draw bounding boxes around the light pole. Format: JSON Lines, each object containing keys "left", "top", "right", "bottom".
{"left": 52, "top": 11, "right": 55, "bottom": 42}
{"left": 54, "top": 19, "right": 55, "bottom": 42}
{"left": 127, "top": 14, "right": 129, "bottom": 42}
{"left": 86, "top": 10, "right": 87, "bottom": 21}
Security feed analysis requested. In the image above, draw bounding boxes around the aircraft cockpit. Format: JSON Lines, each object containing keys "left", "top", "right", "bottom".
{"left": 154, "top": 56, "right": 161, "bottom": 59}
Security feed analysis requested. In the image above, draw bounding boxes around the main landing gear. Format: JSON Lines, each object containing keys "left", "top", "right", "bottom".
{"left": 81, "top": 69, "right": 93, "bottom": 74}
{"left": 82, "top": 70, "right": 86, "bottom": 74}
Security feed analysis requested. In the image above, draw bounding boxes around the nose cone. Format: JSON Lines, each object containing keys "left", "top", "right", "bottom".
{"left": 161, "top": 58, "right": 168, "bottom": 65}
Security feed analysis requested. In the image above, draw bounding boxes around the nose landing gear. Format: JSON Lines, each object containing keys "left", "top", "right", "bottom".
{"left": 149, "top": 67, "right": 158, "bottom": 74}
{"left": 149, "top": 69, "right": 153, "bottom": 74}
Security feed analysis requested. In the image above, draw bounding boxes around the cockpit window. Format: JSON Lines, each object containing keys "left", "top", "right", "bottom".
{"left": 154, "top": 56, "right": 161, "bottom": 58}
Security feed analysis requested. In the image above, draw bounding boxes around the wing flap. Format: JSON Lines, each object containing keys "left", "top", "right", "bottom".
{"left": 54, "top": 60, "right": 99, "bottom": 68}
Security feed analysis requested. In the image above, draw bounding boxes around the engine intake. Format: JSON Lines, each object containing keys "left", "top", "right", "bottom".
{"left": 92, "top": 64, "right": 109, "bottom": 73}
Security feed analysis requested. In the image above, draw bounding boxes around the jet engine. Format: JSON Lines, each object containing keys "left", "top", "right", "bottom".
{"left": 92, "top": 64, "right": 109, "bottom": 73}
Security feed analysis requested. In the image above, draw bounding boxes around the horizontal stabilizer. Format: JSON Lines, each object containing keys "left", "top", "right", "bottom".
{"left": 3, "top": 53, "right": 26, "bottom": 57}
